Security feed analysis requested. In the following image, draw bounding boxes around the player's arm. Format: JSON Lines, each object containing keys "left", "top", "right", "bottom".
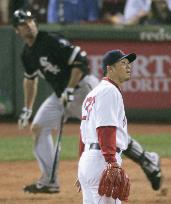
{"left": 18, "top": 50, "right": 39, "bottom": 128}
{"left": 97, "top": 126, "right": 117, "bottom": 163}
{"left": 68, "top": 49, "right": 88, "bottom": 87}
{"left": 61, "top": 67, "right": 83, "bottom": 106}
{"left": 58, "top": 36, "right": 88, "bottom": 105}
{"left": 61, "top": 49, "right": 86, "bottom": 106}
{"left": 18, "top": 77, "right": 38, "bottom": 129}
{"left": 67, "top": 67, "right": 83, "bottom": 88}
{"left": 97, "top": 126, "right": 130, "bottom": 201}
{"left": 23, "top": 77, "right": 38, "bottom": 109}
{"left": 57, "top": 37, "right": 86, "bottom": 97}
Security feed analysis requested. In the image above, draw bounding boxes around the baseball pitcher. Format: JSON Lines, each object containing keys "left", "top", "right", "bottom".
{"left": 78, "top": 50, "right": 137, "bottom": 203}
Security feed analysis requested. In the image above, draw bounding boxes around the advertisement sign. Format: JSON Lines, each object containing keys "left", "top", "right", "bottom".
{"left": 73, "top": 40, "right": 171, "bottom": 109}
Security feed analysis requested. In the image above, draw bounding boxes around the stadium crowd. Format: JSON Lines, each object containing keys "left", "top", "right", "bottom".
{"left": 0, "top": 0, "right": 171, "bottom": 25}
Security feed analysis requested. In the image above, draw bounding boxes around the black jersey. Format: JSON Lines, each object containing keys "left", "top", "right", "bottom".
{"left": 21, "top": 31, "right": 89, "bottom": 97}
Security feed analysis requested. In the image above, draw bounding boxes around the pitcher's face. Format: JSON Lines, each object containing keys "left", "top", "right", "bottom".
{"left": 108, "top": 58, "right": 132, "bottom": 83}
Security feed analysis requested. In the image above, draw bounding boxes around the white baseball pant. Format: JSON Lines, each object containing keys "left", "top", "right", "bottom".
{"left": 32, "top": 75, "right": 99, "bottom": 185}
{"left": 78, "top": 146, "right": 122, "bottom": 204}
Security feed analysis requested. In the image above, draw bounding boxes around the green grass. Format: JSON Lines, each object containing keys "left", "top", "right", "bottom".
{"left": 0, "top": 135, "right": 79, "bottom": 161}
{"left": 0, "top": 134, "right": 170, "bottom": 161}
{"left": 131, "top": 134, "right": 171, "bottom": 158}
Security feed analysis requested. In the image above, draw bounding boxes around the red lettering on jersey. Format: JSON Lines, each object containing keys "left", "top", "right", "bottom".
{"left": 81, "top": 116, "right": 87, "bottom": 120}
{"left": 83, "top": 96, "right": 95, "bottom": 120}
{"left": 84, "top": 97, "right": 95, "bottom": 111}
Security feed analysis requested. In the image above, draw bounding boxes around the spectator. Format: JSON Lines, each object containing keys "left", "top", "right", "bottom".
{"left": 167, "top": 0, "right": 171, "bottom": 10}
{"left": 150, "top": 0, "right": 171, "bottom": 24}
{"left": 105, "top": 0, "right": 152, "bottom": 25}
{"left": 28, "top": 0, "right": 48, "bottom": 23}
{"left": 0, "top": 0, "right": 9, "bottom": 25}
{"left": 101, "top": 0, "right": 125, "bottom": 21}
{"left": 47, "top": 0, "right": 100, "bottom": 24}
{"left": 104, "top": 0, "right": 171, "bottom": 26}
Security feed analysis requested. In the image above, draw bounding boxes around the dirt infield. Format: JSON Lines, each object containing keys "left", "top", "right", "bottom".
{"left": 1, "top": 122, "right": 171, "bottom": 137}
{"left": 0, "top": 122, "right": 171, "bottom": 204}
{"left": 0, "top": 159, "right": 171, "bottom": 204}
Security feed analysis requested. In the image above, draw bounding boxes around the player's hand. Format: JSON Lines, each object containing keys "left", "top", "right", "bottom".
{"left": 18, "top": 107, "right": 32, "bottom": 129}
{"left": 61, "top": 87, "right": 75, "bottom": 107}
{"left": 74, "top": 178, "right": 81, "bottom": 192}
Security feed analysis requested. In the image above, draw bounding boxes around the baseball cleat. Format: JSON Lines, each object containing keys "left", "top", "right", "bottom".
{"left": 145, "top": 152, "right": 162, "bottom": 191}
{"left": 23, "top": 183, "right": 60, "bottom": 194}
{"left": 149, "top": 170, "right": 162, "bottom": 190}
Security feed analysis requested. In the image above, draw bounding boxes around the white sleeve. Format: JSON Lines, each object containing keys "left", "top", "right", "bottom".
{"left": 95, "top": 88, "right": 119, "bottom": 128}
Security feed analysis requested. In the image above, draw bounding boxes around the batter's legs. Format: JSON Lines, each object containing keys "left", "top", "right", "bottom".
{"left": 32, "top": 124, "right": 60, "bottom": 185}
{"left": 23, "top": 93, "right": 63, "bottom": 193}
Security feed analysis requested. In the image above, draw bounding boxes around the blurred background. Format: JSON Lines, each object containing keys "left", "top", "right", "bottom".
{"left": 0, "top": 0, "right": 171, "bottom": 122}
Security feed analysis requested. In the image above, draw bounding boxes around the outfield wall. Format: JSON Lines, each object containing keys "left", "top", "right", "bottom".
{"left": 0, "top": 24, "right": 171, "bottom": 122}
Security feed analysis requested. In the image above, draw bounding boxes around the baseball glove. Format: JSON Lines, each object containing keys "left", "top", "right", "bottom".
{"left": 98, "top": 162, "right": 130, "bottom": 201}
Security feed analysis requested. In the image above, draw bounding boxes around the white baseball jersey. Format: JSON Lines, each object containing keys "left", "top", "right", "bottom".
{"left": 80, "top": 78, "right": 129, "bottom": 150}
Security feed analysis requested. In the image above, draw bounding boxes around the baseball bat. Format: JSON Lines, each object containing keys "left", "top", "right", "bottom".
{"left": 50, "top": 114, "right": 64, "bottom": 184}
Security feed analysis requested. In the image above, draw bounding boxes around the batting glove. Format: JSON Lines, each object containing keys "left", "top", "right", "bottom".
{"left": 18, "top": 107, "right": 32, "bottom": 129}
{"left": 61, "top": 88, "right": 75, "bottom": 107}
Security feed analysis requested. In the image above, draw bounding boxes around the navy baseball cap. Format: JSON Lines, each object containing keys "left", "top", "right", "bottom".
{"left": 12, "top": 9, "right": 34, "bottom": 27}
{"left": 102, "top": 50, "right": 136, "bottom": 71}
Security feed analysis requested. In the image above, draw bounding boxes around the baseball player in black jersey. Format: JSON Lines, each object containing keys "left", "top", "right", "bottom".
{"left": 12, "top": 9, "right": 99, "bottom": 194}
{"left": 13, "top": 9, "right": 162, "bottom": 194}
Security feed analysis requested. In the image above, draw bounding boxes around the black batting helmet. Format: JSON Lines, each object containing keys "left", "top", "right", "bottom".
{"left": 12, "top": 9, "right": 34, "bottom": 27}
